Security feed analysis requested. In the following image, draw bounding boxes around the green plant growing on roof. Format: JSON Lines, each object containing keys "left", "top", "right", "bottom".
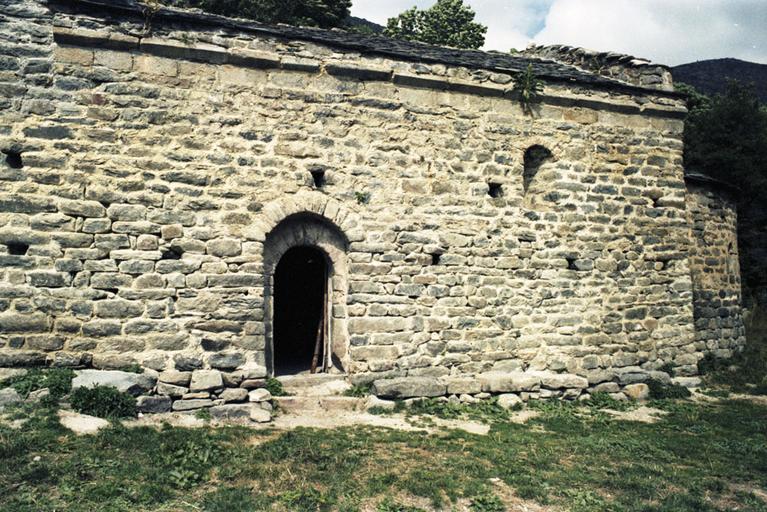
{"left": 512, "top": 63, "right": 544, "bottom": 114}
{"left": 140, "top": 0, "right": 164, "bottom": 35}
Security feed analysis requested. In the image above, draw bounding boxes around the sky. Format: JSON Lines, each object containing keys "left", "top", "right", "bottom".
{"left": 351, "top": 0, "right": 767, "bottom": 66}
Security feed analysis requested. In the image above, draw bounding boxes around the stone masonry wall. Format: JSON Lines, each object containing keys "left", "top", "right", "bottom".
{"left": 686, "top": 178, "right": 746, "bottom": 361}
{"left": 0, "top": 0, "right": 727, "bottom": 407}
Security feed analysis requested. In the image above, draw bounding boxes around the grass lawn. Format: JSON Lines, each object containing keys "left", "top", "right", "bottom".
{"left": 1, "top": 391, "right": 766, "bottom": 512}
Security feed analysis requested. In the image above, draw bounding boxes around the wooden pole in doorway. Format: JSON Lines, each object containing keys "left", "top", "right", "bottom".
{"left": 324, "top": 274, "right": 332, "bottom": 372}
{"left": 310, "top": 270, "right": 327, "bottom": 374}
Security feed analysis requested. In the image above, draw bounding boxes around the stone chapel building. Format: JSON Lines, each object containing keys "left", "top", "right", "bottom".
{"left": 0, "top": 0, "right": 746, "bottom": 408}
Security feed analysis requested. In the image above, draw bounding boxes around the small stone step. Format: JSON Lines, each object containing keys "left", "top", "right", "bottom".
{"left": 273, "top": 396, "right": 365, "bottom": 414}
{"left": 277, "top": 374, "right": 351, "bottom": 396}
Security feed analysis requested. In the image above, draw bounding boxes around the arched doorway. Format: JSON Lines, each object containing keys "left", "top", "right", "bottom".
{"left": 273, "top": 246, "right": 330, "bottom": 375}
{"left": 263, "top": 211, "right": 350, "bottom": 377}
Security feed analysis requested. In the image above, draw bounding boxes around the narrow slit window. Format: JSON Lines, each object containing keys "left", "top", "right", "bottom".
{"left": 310, "top": 169, "right": 326, "bottom": 188}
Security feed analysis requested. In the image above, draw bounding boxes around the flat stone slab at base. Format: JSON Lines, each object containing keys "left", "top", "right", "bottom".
{"left": 137, "top": 395, "right": 171, "bottom": 413}
{"left": 533, "top": 372, "right": 589, "bottom": 390}
{"left": 274, "top": 396, "right": 365, "bottom": 414}
{"left": 371, "top": 377, "right": 447, "bottom": 399}
{"left": 478, "top": 372, "right": 540, "bottom": 393}
{"left": 365, "top": 395, "right": 396, "bottom": 412}
{"left": 673, "top": 376, "right": 702, "bottom": 388}
{"left": 58, "top": 410, "right": 110, "bottom": 435}
{"left": 72, "top": 370, "right": 156, "bottom": 396}
{"left": 210, "top": 404, "right": 254, "bottom": 420}
{"left": 277, "top": 374, "right": 351, "bottom": 396}
{"left": 250, "top": 407, "right": 272, "bottom": 423}
{"left": 172, "top": 399, "right": 214, "bottom": 411}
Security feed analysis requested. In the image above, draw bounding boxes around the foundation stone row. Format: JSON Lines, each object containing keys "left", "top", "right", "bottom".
{"left": 70, "top": 368, "right": 274, "bottom": 422}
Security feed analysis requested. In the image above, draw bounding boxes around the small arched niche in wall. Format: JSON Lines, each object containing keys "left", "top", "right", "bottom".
{"left": 522, "top": 145, "right": 554, "bottom": 209}
{"left": 523, "top": 145, "right": 553, "bottom": 195}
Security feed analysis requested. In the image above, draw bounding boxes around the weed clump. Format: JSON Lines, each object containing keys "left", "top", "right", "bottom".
{"left": 407, "top": 397, "right": 510, "bottom": 423}
{"left": 585, "top": 392, "right": 635, "bottom": 411}
{"left": 265, "top": 377, "right": 289, "bottom": 396}
{"left": 118, "top": 363, "right": 143, "bottom": 374}
{"left": 277, "top": 487, "right": 329, "bottom": 510}
{"left": 202, "top": 486, "right": 260, "bottom": 512}
{"left": 195, "top": 408, "right": 212, "bottom": 421}
{"left": 0, "top": 368, "right": 75, "bottom": 400}
{"left": 162, "top": 438, "right": 221, "bottom": 489}
{"left": 646, "top": 379, "right": 691, "bottom": 399}
{"left": 377, "top": 497, "right": 425, "bottom": 511}
{"left": 69, "top": 386, "right": 137, "bottom": 419}
{"left": 469, "top": 490, "right": 505, "bottom": 511}
{"left": 344, "top": 383, "right": 372, "bottom": 397}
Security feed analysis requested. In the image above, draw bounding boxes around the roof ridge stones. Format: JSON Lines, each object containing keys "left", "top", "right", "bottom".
{"left": 522, "top": 44, "right": 675, "bottom": 92}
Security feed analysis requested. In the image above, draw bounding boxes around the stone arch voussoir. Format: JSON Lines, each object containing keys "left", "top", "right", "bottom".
{"left": 245, "top": 192, "right": 364, "bottom": 243}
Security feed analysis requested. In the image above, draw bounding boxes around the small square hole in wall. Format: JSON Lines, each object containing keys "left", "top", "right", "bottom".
{"left": 488, "top": 182, "right": 503, "bottom": 198}
{"left": 310, "top": 169, "right": 326, "bottom": 188}
{"left": 431, "top": 253, "right": 441, "bottom": 265}
{"left": 2, "top": 150, "right": 23, "bottom": 169}
{"left": 161, "top": 247, "right": 184, "bottom": 260}
{"left": 6, "top": 243, "right": 29, "bottom": 255}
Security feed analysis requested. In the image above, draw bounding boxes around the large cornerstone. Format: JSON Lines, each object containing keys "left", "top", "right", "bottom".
{"left": 0, "top": 0, "right": 746, "bottom": 406}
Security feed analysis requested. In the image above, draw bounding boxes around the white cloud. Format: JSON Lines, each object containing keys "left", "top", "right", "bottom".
{"left": 534, "top": 0, "right": 767, "bottom": 65}
{"left": 350, "top": 0, "right": 767, "bottom": 65}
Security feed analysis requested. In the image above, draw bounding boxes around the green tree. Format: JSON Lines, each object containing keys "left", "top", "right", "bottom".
{"left": 171, "top": 0, "right": 352, "bottom": 28}
{"left": 384, "top": 0, "right": 487, "bottom": 50}
{"left": 682, "top": 80, "right": 767, "bottom": 199}
{"left": 681, "top": 80, "right": 767, "bottom": 300}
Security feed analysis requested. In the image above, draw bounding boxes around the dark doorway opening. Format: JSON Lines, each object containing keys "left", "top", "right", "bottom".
{"left": 273, "top": 246, "right": 328, "bottom": 376}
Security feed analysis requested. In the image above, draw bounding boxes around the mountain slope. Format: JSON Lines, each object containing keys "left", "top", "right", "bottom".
{"left": 672, "top": 58, "right": 767, "bottom": 101}
{"left": 345, "top": 16, "right": 384, "bottom": 34}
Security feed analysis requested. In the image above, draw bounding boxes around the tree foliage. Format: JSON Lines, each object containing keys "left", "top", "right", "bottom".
{"left": 384, "top": 0, "right": 487, "bottom": 50}
{"left": 169, "top": 0, "right": 352, "bottom": 28}
{"left": 681, "top": 80, "right": 767, "bottom": 298}
{"left": 682, "top": 80, "right": 767, "bottom": 200}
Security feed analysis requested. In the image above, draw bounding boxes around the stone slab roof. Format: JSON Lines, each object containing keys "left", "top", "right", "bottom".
{"left": 52, "top": 0, "right": 682, "bottom": 98}
{"left": 522, "top": 44, "right": 674, "bottom": 91}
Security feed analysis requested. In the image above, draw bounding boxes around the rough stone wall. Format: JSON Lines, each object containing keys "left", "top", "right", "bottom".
{"left": 0, "top": 0, "right": 724, "bottom": 403}
{"left": 685, "top": 179, "right": 746, "bottom": 360}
